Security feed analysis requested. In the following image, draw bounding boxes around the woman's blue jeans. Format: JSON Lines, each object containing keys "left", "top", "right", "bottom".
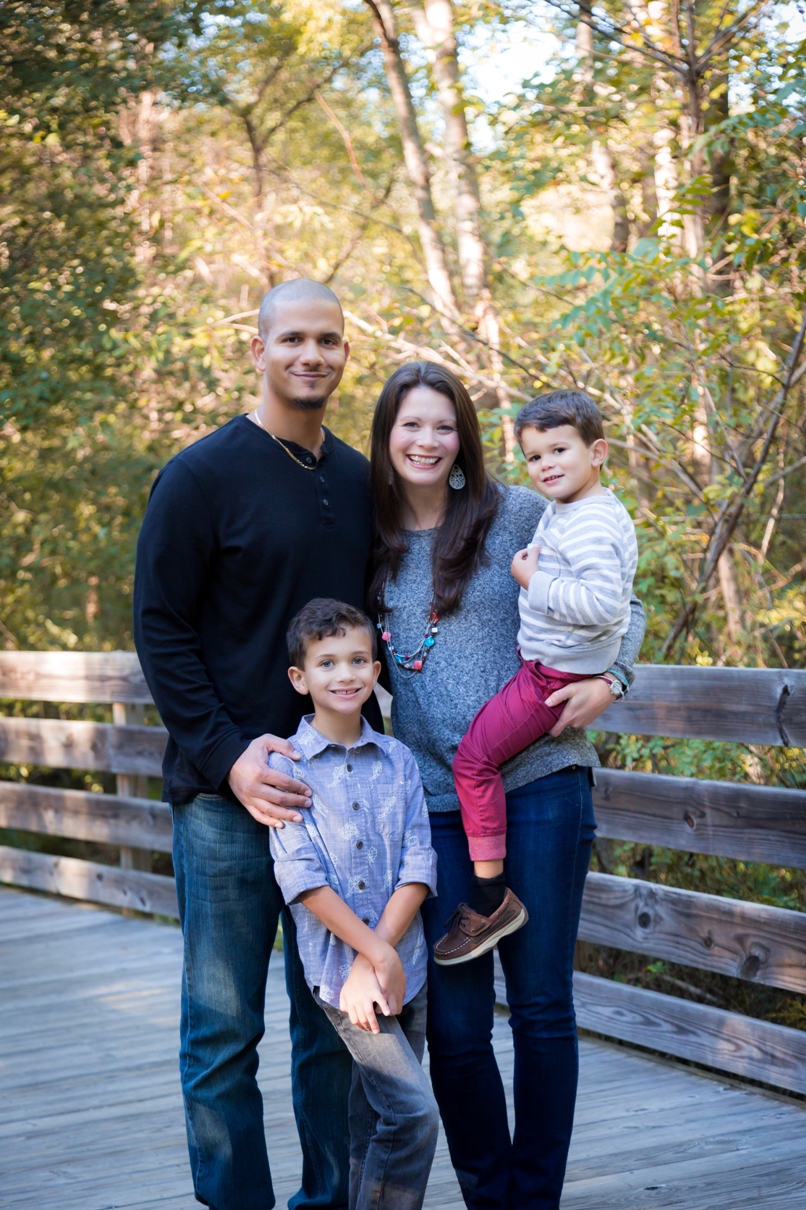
{"left": 420, "top": 767, "right": 596, "bottom": 1210}
{"left": 172, "top": 793, "right": 353, "bottom": 1210}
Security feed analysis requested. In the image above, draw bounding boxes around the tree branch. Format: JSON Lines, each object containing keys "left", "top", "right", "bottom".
{"left": 660, "top": 303, "right": 806, "bottom": 657}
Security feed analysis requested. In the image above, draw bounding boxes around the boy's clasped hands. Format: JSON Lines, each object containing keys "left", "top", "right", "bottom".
{"left": 340, "top": 946, "right": 406, "bottom": 1033}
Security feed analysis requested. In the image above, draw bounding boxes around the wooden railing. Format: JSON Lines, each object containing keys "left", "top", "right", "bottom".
{"left": 1, "top": 653, "right": 805, "bottom": 1094}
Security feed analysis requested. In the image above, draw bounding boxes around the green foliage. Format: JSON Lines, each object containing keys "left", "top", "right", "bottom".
{"left": 1, "top": 0, "right": 805, "bottom": 1030}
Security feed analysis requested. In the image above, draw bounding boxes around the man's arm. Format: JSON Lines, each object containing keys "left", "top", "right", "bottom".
{"left": 133, "top": 459, "right": 310, "bottom": 822}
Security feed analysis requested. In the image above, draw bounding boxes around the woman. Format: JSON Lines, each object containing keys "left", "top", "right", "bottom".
{"left": 369, "top": 362, "right": 644, "bottom": 1210}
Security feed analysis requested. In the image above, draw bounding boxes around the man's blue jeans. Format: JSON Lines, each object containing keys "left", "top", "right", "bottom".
{"left": 420, "top": 767, "right": 596, "bottom": 1210}
{"left": 172, "top": 793, "right": 353, "bottom": 1210}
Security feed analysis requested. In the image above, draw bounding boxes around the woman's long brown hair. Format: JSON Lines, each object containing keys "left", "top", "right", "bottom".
{"left": 369, "top": 361, "right": 501, "bottom": 617}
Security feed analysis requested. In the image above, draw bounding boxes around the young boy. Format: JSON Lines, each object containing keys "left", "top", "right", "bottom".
{"left": 268, "top": 598, "right": 439, "bottom": 1210}
{"left": 434, "top": 390, "right": 638, "bottom": 965}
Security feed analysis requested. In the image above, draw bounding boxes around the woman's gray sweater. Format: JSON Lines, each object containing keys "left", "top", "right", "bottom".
{"left": 384, "top": 486, "right": 645, "bottom": 813}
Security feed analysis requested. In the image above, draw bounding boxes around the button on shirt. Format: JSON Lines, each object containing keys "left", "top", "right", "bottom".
{"left": 269, "top": 716, "right": 438, "bottom": 1009}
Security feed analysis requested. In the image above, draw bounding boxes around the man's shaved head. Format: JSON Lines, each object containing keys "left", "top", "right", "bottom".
{"left": 258, "top": 278, "right": 343, "bottom": 339}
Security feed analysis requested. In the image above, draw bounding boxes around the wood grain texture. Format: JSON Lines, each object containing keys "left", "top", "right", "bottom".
{"left": 0, "top": 651, "right": 153, "bottom": 704}
{"left": 4, "top": 889, "right": 806, "bottom": 1210}
{"left": 594, "top": 768, "right": 806, "bottom": 868}
{"left": 579, "top": 871, "right": 806, "bottom": 993}
{"left": 0, "top": 716, "right": 166, "bottom": 775}
{"left": 0, "top": 781, "right": 172, "bottom": 851}
{"left": 0, "top": 846, "right": 177, "bottom": 916}
{"left": 571, "top": 970, "right": 806, "bottom": 1095}
{"left": 598, "top": 665, "right": 806, "bottom": 746}
{"left": 113, "top": 702, "right": 152, "bottom": 875}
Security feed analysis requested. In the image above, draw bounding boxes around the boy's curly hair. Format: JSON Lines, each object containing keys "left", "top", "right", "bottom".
{"left": 287, "top": 598, "right": 376, "bottom": 669}
{"left": 514, "top": 390, "right": 604, "bottom": 446}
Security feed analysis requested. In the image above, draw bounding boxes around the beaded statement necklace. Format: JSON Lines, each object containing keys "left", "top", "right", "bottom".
{"left": 378, "top": 594, "right": 440, "bottom": 675}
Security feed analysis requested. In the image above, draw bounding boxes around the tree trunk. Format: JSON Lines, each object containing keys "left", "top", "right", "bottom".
{"left": 591, "top": 142, "right": 630, "bottom": 252}
{"left": 680, "top": 75, "right": 706, "bottom": 260}
{"left": 718, "top": 549, "right": 743, "bottom": 643}
{"left": 576, "top": 5, "right": 629, "bottom": 252}
{"left": 411, "top": 0, "right": 487, "bottom": 305}
{"left": 653, "top": 125, "right": 682, "bottom": 247}
{"left": 409, "top": 0, "right": 513, "bottom": 449}
{"left": 363, "top": 0, "right": 458, "bottom": 318}
{"left": 637, "top": 142, "right": 659, "bottom": 238}
{"left": 705, "top": 74, "right": 731, "bottom": 228}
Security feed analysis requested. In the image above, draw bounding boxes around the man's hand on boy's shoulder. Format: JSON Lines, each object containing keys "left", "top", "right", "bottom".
{"left": 228, "top": 734, "right": 312, "bottom": 829}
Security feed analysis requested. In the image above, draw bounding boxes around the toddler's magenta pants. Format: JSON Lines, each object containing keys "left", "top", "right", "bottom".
{"left": 452, "top": 659, "right": 589, "bottom": 862}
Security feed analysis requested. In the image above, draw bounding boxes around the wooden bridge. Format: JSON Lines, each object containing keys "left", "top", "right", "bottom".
{"left": 1, "top": 653, "right": 806, "bottom": 1207}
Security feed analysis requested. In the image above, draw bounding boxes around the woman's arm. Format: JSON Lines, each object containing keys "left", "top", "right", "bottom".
{"left": 544, "top": 595, "right": 645, "bottom": 734}
{"left": 609, "top": 594, "right": 646, "bottom": 691}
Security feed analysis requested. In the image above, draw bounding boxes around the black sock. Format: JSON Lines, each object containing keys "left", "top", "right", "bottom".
{"left": 469, "top": 872, "right": 507, "bottom": 917}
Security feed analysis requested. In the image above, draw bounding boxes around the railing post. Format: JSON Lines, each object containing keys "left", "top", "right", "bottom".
{"left": 112, "top": 702, "right": 152, "bottom": 873}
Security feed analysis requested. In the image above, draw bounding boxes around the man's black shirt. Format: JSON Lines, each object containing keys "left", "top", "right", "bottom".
{"left": 133, "top": 415, "right": 379, "bottom": 805}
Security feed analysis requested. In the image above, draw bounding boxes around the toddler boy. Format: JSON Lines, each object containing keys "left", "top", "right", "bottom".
{"left": 434, "top": 390, "right": 638, "bottom": 965}
{"left": 268, "top": 597, "right": 439, "bottom": 1210}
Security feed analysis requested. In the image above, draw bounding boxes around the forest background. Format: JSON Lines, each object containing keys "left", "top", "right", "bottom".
{"left": 2, "top": 0, "right": 806, "bottom": 1032}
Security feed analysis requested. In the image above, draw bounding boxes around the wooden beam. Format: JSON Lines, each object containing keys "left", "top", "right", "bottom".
{"left": 492, "top": 955, "right": 806, "bottom": 1094}
{"left": 0, "top": 651, "right": 153, "bottom": 705}
{"left": 0, "top": 717, "right": 166, "bottom": 776}
{"left": 572, "top": 971, "right": 806, "bottom": 1096}
{"left": 113, "top": 702, "right": 152, "bottom": 874}
{"left": 579, "top": 872, "right": 806, "bottom": 994}
{"left": 599, "top": 666, "right": 806, "bottom": 746}
{"left": 0, "top": 845, "right": 178, "bottom": 917}
{"left": 0, "top": 782, "right": 172, "bottom": 852}
{"left": 594, "top": 769, "right": 806, "bottom": 869}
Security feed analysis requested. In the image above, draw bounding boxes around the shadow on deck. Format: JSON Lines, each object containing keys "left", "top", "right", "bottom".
{"left": 2, "top": 886, "right": 805, "bottom": 1210}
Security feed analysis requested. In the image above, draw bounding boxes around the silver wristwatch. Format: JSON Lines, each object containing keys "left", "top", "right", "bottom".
{"left": 600, "top": 672, "right": 625, "bottom": 699}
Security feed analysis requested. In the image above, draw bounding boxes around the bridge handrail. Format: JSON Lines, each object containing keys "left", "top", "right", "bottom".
{"left": 2, "top": 653, "right": 806, "bottom": 1094}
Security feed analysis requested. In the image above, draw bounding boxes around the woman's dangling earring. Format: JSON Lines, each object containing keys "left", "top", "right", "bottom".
{"left": 448, "top": 463, "right": 466, "bottom": 490}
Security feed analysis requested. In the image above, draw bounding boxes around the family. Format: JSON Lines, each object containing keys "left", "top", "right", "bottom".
{"left": 133, "top": 278, "right": 644, "bottom": 1210}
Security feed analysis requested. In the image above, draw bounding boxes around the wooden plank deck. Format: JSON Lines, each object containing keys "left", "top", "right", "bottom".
{"left": 1, "top": 887, "right": 805, "bottom": 1210}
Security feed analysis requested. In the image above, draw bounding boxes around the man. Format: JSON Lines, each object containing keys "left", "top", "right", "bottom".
{"left": 134, "top": 279, "right": 380, "bottom": 1210}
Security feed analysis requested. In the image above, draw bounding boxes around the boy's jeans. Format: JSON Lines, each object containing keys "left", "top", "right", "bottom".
{"left": 172, "top": 792, "right": 353, "bottom": 1210}
{"left": 315, "top": 985, "right": 439, "bottom": 1210}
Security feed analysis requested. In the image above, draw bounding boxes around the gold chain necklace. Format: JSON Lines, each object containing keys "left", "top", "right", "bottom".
{"left": 251, "top": 409, "right": 317, "bottom": 471}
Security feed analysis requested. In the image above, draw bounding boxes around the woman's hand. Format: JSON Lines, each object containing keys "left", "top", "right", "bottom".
{"left": 511, "top": 545, "right": 539, "bottom": 589}
{"left": 340, "top": 956, "right": 392, "bottom": 1034}
{"left": 545, "top": 676, "right": 614, "bottom": 737}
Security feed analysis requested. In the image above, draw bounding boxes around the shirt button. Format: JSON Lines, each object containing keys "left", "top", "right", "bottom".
{"left": 323, "top": 498, "right": 329, "bottom": 507}
{"left": 362, "top": 917, "right": 370, "bottom": 925}
{"left": 319, "top": 474, "right": 326, "bottom": 483}
{"left": 346, "top": 764, "right": 353, "bottom": 772}
{"left": 356, "top": 841, "right": 363, "bottom": 850}
{"left": 358, "top": 880, "right": 366, "bottom": 890}
{"left": 352, "top": 801, "right": 360, "bottom": 811}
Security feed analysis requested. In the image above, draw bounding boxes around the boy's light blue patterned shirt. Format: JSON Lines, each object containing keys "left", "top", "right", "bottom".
{"left": 268, "top": 715, "right": 437, "bottom": 1009}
